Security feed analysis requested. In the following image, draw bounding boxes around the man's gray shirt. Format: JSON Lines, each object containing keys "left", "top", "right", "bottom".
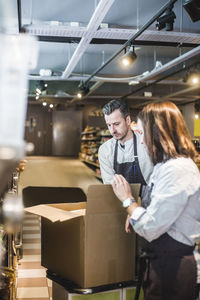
{"left": 98, "top": 131, "right": 153, "bottom": 184}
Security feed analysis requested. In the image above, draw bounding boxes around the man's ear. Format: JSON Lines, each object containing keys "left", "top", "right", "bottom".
{"left": 126, "top": 115, "right": 131, "bottom": 125}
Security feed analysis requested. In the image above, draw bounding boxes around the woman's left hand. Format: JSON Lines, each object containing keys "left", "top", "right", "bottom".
{"left": 112, "top": 174, "right": 133, "bottom": 202}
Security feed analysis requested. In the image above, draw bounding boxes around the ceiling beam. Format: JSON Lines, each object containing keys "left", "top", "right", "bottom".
{"left": 62, "top": 0, "right": 115, "bottom": 79}
{"left": 36, "top": 35, "right": 199, "bottom": 48}
{"left": 163, "top": 86, "right": 200, "bottom": 99}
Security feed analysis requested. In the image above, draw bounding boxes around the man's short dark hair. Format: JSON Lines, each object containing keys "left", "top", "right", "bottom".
{"left": 102, "top": 99, "right": 130, "bottom": 119}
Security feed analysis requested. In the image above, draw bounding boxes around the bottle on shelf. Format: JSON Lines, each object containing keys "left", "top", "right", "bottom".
{"left": 79, "top": 126, "right": 111, "bottom": 179}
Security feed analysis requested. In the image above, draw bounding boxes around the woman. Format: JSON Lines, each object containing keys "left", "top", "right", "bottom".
{"left": 112, "top": 101, "right": 200, "bottom": 300}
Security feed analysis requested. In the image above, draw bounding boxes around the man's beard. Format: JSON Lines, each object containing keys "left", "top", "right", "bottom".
{"left": 113, "top": 129, "right": 129, "bottom": 141}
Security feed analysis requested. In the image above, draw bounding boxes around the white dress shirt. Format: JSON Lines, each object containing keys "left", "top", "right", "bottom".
{"left": 130, "top": 157, "right": 200, "bottom": 246}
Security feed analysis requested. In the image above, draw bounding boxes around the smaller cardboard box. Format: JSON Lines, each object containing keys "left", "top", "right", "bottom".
{"left": 25, "top": 184, "right": 140, "bottom": 288}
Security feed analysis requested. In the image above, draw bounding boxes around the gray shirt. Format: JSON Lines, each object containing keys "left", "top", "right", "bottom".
{"left": 98, "top": 130, "right": 153, "bottom": 184}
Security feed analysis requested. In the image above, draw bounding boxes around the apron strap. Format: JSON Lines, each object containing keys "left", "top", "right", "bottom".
{"left": 113, "top": 131, "right": 137, "bottom": 172}
{"left": 134, "top": 252, "right": 152, "bottom": 300}
{"left": 133, "top": 131, "right": 138, "bottom": 162}
{"left": 113, "top": 140, "right": 118, "bottom": 172}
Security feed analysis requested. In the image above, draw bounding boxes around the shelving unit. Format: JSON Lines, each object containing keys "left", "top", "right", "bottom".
{"left": 79, "top": 126, "right": 111, "bottom": 180}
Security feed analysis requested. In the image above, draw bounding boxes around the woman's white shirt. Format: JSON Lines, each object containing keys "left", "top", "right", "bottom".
{"left": 130, "top": 157, "right": 200, "bottom": 246}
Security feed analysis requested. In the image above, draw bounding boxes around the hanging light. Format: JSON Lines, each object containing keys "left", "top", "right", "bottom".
{"left": 120, "top": 45, "right": 137, "bottom": 67}
{"left": 42, "top": 101, "right": 47, "bottom": 106}
{"left": 77, "top": 92, "right": 82, "bottom": 99}
{"left": 36, "top": 88, "right": 41, "bottom": 94}
{"left": 155, "top": 5, "right": 176, "bottom": 31}
{"left": 76, "top": 83, "right": 90, "bottom": 99}
{"left": 187, "top": 72, "right": 200, "bottom": 85}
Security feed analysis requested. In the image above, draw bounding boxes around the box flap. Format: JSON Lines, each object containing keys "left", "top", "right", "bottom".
{"left": 86, "top": 184, "right": 140, "bottom": 214}
{"left": 48, "top": 202, "right": 86, "bottom": 211}
{"left": 25, "top": 202, "right": 86, "bottom": 222}
{"left": 23, "top": 186, "right": 86, "bottom": 208}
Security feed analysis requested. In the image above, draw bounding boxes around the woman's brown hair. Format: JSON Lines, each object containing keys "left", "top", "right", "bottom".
{"left": 138, "top": 101, "right": 198, "bottom": 165}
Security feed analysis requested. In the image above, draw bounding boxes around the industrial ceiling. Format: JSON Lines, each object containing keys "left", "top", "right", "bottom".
{"left": 2, "top": 0, "right": 200, "bottom": 110}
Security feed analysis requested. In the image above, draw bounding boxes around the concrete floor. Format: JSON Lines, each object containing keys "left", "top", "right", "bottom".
{"left": 18, "top": 156, "right": 102, "bottom": 195}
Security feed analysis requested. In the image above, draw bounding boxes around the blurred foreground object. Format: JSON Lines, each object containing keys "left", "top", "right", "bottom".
{"left": 15, "top": 160, "right": 27, "bottom": 173}
{"left": 0, "top": 34, "right": 38, "bottom": 196}
{"left": 2, "top": 193, "right": 24, "bottom": 233}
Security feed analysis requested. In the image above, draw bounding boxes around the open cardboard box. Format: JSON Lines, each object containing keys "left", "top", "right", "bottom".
{"left": 25, "top": 184, "right": 140, "bottom": 288}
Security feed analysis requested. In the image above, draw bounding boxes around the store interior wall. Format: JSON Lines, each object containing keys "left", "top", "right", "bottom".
{"left": 25, "top": 105, "right": 53, "bottom": 156}
{"left": 52, "top": 110, "right": 83, "bottom": 156}
{"left": 25, "top": 102, "right": 196, "bottom": 156}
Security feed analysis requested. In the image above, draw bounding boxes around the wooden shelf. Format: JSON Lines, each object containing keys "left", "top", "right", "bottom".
{"left": 98, "top": 134, "right": 112, "bottom": 137}
{"left": 80, "top": 158, "right": 100, "bottom": 168}
{"left": 95, "top": 174, "right": 102, "bottom": 180}
{"left": 80, "top": 159, "right": 100, "bottom": 168}
{"left": 81, "top": 138, "right": 100, "bottom": 141}
{"left": 81, "top": 130, "right": 97, "bottom": 135}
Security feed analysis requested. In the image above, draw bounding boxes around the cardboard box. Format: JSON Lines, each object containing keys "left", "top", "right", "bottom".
{"left": 25, "top": 184, "right": 140, "bottom": 288}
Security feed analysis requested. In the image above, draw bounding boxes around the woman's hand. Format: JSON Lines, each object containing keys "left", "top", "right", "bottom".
{"left": 112, "top": 174, "right": 133, "bottom": 202}
{"left": 125, "top": 215, "right": 133, "bottom": 233}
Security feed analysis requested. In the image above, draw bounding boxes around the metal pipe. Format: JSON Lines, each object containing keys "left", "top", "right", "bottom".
{"left": 17, "top": 0, "right": 22, "bottom": 33}
{"left": 139, "top": 45, "right": 200, "bottom": 82}
{"left": 121, "top": 58, "right": 200, "bottom": 99}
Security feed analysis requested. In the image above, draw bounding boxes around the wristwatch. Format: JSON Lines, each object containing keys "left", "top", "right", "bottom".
{"left": 122, "top": 198, "right": 136, "bottom": 208}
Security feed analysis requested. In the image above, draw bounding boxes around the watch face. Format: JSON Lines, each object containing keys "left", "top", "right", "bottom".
{"left": 123, "top": 198, "right": 132, "bottom": 207}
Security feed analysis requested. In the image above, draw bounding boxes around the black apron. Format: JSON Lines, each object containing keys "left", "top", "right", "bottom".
{"left": 113, "top": 131, "right": 146, "bottom": 185}
{"left": 113, "top": 131, "right": 147, "bottom": 282}
{"left": 135, "top": 184, "right": 198, "bottom": 300}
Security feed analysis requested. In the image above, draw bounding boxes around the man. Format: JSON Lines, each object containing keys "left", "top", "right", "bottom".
{"left": 98, "top": 99, "right": 153, "bottom": 185}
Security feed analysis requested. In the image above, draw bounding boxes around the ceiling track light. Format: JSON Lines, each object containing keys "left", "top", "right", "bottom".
{"left": 156, "top": 4, "right": 176, "bottom": 31}
{"left": 183, "top": 67, "right": 200, "bottom": 85}
{"left": 120, "top": 44, "right": 137, "bottom": 67}
{"left": 76, "top": 83, "right": 90, "bottom": 99}
{"left": 188, "top": 73, "right": 200, "bottom": 85}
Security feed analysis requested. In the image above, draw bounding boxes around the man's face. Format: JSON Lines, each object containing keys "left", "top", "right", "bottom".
{"left": 105, "top": 109, "right": 131, "bottom": 141}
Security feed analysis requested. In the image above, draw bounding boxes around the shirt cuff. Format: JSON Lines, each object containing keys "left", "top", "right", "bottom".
{"left": 129, "top": 207, "right": 146, "bottom": 226}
